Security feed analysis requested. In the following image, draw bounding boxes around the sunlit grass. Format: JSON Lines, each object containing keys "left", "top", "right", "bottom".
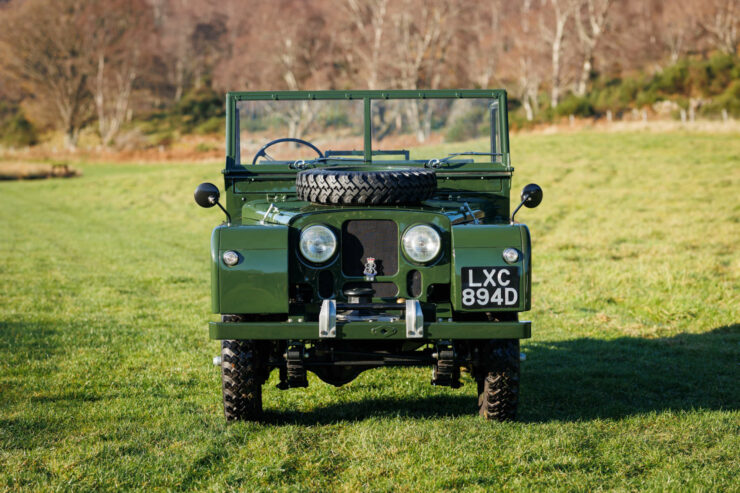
{"left": 1, "top": 132, "right": 738, "bottom": 490}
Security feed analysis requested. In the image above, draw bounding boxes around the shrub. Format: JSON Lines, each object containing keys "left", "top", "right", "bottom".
{"left": 0, "top": 112, "right": 38, "bottom": 147}
{"left": 173, "top": 86, "right": 225, "bottom": 130}
{"left": 445, "top": 107, "right": 487, "bottom": 142}
{"left": 194, "top": 116, "right": 224, "bottom": 135}
{"left": 556, "top": 95, "right": 595, "bottom": 117}
{"left": 701, "top": 80, "right": 740, "bottom": 117}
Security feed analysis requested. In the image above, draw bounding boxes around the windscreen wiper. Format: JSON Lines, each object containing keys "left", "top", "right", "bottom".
{"left": 288, "top": 155, "right": 360, "bottom": 169}
{"left": 425, "top": 151, "right": 504, "bottom": 168}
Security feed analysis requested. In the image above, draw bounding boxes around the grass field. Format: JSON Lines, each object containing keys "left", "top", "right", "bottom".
{"left": 1, "top": 132, "right": 738, "bottom": 491}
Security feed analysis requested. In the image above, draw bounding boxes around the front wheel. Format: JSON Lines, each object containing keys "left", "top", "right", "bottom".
{"left": 221, "top": 340, "right": 263, "bottom": 421}
{"left": 475, "top": 339, "right": 520, "bottom": 421}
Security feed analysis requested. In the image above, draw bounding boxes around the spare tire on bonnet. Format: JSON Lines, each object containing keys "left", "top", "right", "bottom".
{"left": 296, "top": 167, "right": 437, "bottom": 205}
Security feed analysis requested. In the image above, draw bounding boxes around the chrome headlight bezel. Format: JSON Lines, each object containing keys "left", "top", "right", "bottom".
{"left": 299, "top": 224, "right": 337, "bottom": 264}
{"left": 402, "top": 224, "right": 442, "bottom": 264}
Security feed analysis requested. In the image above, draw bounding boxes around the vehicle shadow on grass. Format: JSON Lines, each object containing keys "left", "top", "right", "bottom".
{"left": 262, "top": 324, "right": 739, "bottom": 425}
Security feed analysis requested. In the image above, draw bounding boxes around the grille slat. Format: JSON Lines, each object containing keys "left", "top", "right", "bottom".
{"left": 342, "top": 220, "right": 398, "bottom": 276}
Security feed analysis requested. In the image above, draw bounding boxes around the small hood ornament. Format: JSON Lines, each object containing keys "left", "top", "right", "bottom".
{"left": 363, "top": 257, "right": 377, "bottom": 281}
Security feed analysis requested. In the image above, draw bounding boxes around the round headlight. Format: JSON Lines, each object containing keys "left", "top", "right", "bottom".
{"left": 502, "top": 248, "right": 520, "bottom": 264}
{"left": 222, "top": 250, "right": 239, "bottom": 266}
{"left": 299, "top": 225, "right": 337, "bottom": 263}
{"left": 402, "top": 225, "right": 441, "bottom": 263}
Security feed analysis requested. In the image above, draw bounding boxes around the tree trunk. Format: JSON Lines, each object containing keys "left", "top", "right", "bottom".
{"left": 550, "top": 16, "right": 567, "bottom": 108}
{"left": 523, "top": 99, "right": 534, "bottom": 121}
{"left": 576, "top": 53, "right": 593, "bottom": 96}
{"left": 64, "top": 126, "right": 79, "bottom": 150}
{"left": 174, "top": 58, "right": 184, "bottom": 101}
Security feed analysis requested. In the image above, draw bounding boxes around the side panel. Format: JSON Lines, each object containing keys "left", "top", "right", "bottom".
{"left": 451, "top": 224, "right": 531, "bottom": 311}
{"left": 210, "top": 226, "right": 222, "bottom": 313}
{"left": 217, "top": 225, "right": 288, "bottom": 314}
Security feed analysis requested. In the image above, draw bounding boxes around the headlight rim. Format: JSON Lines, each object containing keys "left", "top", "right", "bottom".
{"left": 299, "top": 224, "right": 338, "bottom": 264}
{"left": 401, "top": 223, "right": 442, "bottom": 264}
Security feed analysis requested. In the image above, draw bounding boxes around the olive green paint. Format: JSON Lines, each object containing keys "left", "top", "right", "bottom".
{"left": 215, "top": 225, "right": 289, "bottom": 314}
{"left": 450, "top": 224, "right": 532, "bottom": 311}
{"left": 210, "top": 226, "right": 221, "bottom": 313}
{"left": 209, "top": 320, "right": 531, "bottom": 340}
{"left": 208, "top": 89, "right": 535, "bottom": 341}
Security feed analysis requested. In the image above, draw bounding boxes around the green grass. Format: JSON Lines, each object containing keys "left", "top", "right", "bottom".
{"left": 1, "top": 132, "right": 739, "bottom": 491}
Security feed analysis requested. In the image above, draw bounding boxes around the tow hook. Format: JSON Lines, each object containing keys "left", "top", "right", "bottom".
{"left": 431, "top": 341, "right": 461, "bottom": 388}
{"left": 280, "top": 343, "right": 308, "bottom": 389}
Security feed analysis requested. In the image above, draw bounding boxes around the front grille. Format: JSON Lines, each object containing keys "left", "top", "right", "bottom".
{"left": 342, "top": 220, "right": 398, "bottom": 276}
{"left": 343, "top": 282, "right": 398, "bottom": 298}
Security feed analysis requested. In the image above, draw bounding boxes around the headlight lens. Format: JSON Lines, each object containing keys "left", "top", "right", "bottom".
{"left": 222, "top": 250, "right": 239, "bottom": 266}
{"left": 402, "top": 225, "right": 441, "bottom": 263}
{"left": 299, "top": 225, "right": 337, "bottom": 263}
{"left": 502, "top": 248, "right": 520, "bottom": 264}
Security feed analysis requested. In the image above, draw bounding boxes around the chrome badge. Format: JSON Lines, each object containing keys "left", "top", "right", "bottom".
{"left": 363, "top": 257, "right": 377, "bottom": 281}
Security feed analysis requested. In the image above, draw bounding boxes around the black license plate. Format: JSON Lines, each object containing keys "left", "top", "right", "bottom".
{"left": 461, "top": 267, "right": 520, "bottom": 308}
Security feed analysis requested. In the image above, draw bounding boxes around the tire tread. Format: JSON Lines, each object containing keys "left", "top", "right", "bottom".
{"left": 296, "top": 167, "right": 437, "bottom": 205}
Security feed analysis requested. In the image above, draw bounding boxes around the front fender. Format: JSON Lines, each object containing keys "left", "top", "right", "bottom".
{"left": 211, "top": 224, "right": 289, "bottom": 314}
{"left": 450, "top": 224, "right": 531, "bottom": 312}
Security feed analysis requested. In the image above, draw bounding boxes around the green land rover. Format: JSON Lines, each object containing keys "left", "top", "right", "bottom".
{"left": 194, "top": 90, "right": 542, "bottom": 421}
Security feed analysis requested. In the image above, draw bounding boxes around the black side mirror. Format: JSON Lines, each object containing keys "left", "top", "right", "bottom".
{"left": 194, "top": 182, "right": 231, "bottom": 223}
{"left": 521, "top": 183, "right": 543, "bottom": 208}
{"left": 511, "top": 183, "right": 543, "bottom": 223}
{"left": 194, "top": 182, "right": 220, "bottom": 208}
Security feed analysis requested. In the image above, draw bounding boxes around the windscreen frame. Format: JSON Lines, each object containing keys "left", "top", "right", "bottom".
{"left": 225, "top": 90, "right": 510, "bottom": 170}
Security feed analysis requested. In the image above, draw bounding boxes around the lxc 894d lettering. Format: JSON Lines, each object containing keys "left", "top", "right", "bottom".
{"left": 194, "top": 90, "right": 543, "bottom": 421}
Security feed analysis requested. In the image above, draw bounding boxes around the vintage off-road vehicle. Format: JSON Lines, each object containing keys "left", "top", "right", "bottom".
{"left": 195, "top": 90, "right": 542, "bottom": 421}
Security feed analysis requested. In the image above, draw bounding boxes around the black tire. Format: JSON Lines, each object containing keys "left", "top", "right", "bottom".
{"left": 296, "top": 167, "right": 437, "bottom": 205}
{"left": 476, "top": 339, "right": 520, "bottom": 421}
{"left": 221, "top": 340, "right": 263, "bottom": 421}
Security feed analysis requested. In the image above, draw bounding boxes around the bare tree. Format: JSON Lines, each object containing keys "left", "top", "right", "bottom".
{"left": 84, "top": 0, "right": 154, "bottom": 146}
{"left": 387, "top": 0, "right": 459, "bottom": 141}
{"left": 539, "top": 0, "right": 577, "bottom": 108}
{"left": 218, "top": 1, "right": 333, "bottom": 139}
{"left": 461, "top": 0, "right": 505, "bottom": 89}
{"left": 497, "top": 0, "right": 549, "bottom": 120}
{"left": 692, "top": 0, "right": 739, "bottom": 54}
{"left": 151, "top": 0, "right": 225, "bottom": 101}
{"left": 343, "top": 0, "right": 390, "bottom": 90}
{"left": 574, "top": 0, "right": 612, "bottom": 96}
{"left": 0, "top": 0, "right": 94, "bottom": 149}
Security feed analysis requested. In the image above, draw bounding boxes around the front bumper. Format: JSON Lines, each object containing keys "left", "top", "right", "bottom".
{"left": 209, "top": 320, "right": 531, "bottom": 340}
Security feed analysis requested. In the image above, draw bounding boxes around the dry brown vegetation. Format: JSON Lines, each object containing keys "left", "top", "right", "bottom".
{"left": 0, "top": 162, "right": 81, "bottom": 180}
{"left": 0, "top": 0, "right": 737, "bottom": 153}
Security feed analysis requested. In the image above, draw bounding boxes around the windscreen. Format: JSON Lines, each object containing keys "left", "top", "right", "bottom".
{"left": 235, "top": 96, "right": 503, "bottom": 165}
{"left": 237, "top": 100, "right": 364, "bottom": 164}
{"left": 371, "top": 98, "right": 501, "bottom": 162}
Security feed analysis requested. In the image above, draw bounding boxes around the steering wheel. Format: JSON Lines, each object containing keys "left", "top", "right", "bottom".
{"left": 251, "top": 137, "right": 324, "bottom": 164}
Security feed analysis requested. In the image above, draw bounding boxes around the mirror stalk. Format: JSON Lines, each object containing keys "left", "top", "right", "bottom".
{"left": 510, "top": 198, "right": 528, "bottom": 224}
{"left": 213, "top": 199, "right": 231, "bottom": 224}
